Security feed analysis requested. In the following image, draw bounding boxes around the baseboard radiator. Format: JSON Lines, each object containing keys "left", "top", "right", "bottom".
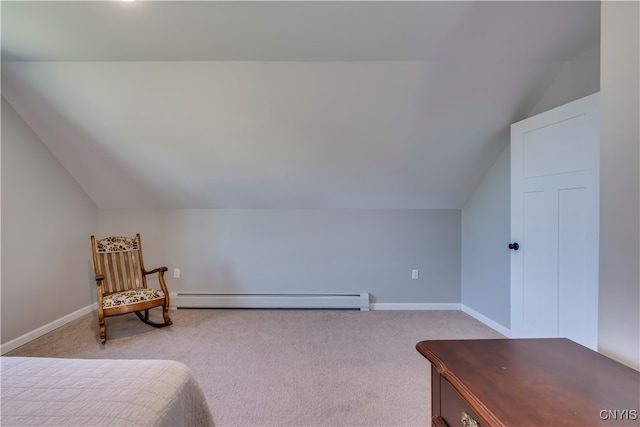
{"left": 169, "top": 292, "right": 370, "bottom": 311}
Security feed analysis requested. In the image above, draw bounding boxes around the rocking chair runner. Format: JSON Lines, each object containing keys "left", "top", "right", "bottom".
{"left": 91, "top": 234, "right": 172, "bottom": 343}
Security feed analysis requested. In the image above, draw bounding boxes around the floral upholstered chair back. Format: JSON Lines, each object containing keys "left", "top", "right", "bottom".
{"left": 92, "top": 235, "right": 147, "bottom": 296}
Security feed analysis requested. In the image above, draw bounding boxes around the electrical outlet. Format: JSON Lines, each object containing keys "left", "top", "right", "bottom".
{"left": 173, "top": 268, "right": 180, "bottom": 279}
{"left": 411, "top": 269, "right": 419, "bottom": 280}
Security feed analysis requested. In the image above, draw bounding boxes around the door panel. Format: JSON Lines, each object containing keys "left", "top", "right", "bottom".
{"left": 523, "top": 114, "right": 589, "bottom": 178}
{"left": 558, "top": 187, "right": 598, "bottom": 349}
{"left": 522, "top": 190, "right": 558, "bottom": 337}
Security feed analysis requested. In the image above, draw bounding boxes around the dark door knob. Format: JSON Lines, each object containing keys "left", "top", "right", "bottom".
{"left": 508, "top": 242, "right": 520, "bottom": 251}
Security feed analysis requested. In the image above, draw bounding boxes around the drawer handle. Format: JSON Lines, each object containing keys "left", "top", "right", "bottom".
{"left": 461, "top": 411, "right": 480, "bottom": 427}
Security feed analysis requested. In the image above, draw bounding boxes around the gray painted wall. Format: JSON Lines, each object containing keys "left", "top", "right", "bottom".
{"left": 461, "top": 145, "right": 510, "bottom": 328}
{"left": 1, "top": 98, "right": 99, "bottom": 344}
{"left": 99, "top": 209, "right": 461, "bottom": 304}
{"left": 528, "top": 44, "right": 601, "bottom": 117}
{"left": 598, "top": 1, "right": 639, "bottom": 370}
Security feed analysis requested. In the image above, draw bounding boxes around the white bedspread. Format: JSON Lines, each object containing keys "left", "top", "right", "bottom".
{"left": 1, "top": 357, "right": 215, "bottom": 426}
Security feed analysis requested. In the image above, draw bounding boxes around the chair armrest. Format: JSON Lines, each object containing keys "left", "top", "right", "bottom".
{"left": 143, "top": 267, "right": 170, "bottom": 295}
{"left": 143, "top": 267, "right": 168, "bottom": 276}
{"left": 95, "top": 276, "right": 105, "bottom": 300}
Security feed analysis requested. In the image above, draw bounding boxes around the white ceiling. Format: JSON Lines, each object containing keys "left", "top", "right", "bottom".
{"left": 1, "top": 1, "right": 601, "bottom": 209}
{"left": 2, "top": 1, "right": 600, "bottom": 62}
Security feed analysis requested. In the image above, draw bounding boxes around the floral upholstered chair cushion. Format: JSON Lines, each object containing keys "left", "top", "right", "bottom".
{"left": 103, "top": 289, "right": 165, "bottom": 308}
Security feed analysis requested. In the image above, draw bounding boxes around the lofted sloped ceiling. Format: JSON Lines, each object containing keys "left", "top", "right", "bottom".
{"left": 1, "top": 1, "right": 600, "bottom": 209}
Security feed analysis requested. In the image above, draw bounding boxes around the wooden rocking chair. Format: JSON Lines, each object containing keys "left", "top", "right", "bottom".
{"left": 91, "top": 234, "right": 172, "bottom": 343}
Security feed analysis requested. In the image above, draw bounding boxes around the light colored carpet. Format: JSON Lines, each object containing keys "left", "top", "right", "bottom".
{"left": 6, "top": 309, "right": 503, "bottom": 426}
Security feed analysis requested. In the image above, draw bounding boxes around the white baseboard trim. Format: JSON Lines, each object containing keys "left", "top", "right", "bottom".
{"left": 1, "top": 302, "right": 97, "bottom": 355}
{"left": 461, "top": 304, "right": 511, "bottom": 337}
{"left": 370, "top": 303, "right": 461, "bottom": 311}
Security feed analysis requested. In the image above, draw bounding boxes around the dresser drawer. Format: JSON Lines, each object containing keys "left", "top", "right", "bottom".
{"left": 436, "top": 379, "right": 485, "bottom": 427}
{"left": 430, "top": 363, "right": 485, "bottom": 427}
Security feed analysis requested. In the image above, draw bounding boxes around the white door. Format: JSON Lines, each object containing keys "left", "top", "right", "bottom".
{"left": 510, "top": 93, "right": 599, "bottom": 350}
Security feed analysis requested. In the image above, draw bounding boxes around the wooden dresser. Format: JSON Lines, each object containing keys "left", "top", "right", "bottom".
{"left": 416, "top": 339, "right": 640, "bottom": 427}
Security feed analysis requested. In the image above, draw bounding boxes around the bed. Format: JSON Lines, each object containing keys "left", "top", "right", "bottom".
{"left": 1, "top": 357, "right": 215, "bottom": 426}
